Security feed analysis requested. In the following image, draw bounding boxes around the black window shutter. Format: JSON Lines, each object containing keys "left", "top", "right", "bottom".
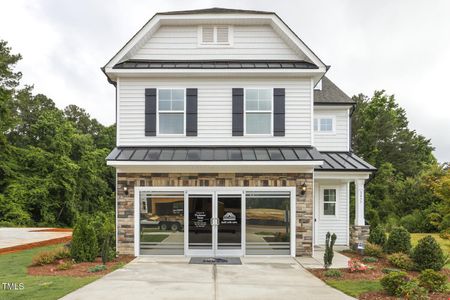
{"left": 273, "top": 88, "right": 285, "bottom": 136}
{"left": 186, "top": 88, "right": 198, "bottom": 136}
{"left": 232, "top": 88, "right": 244, "bottom": 136}
{"left": 145, "top": 88, "right": 157, "bottom": 136}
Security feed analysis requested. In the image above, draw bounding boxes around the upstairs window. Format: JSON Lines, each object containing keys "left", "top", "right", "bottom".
{"left": 314, "top": 117, "right": 335, "bottom": 133}
{"left": 200, "top": 25, "right": 231, "bottom": 45}
{"left": 158, "top": 89, "right": 185, "bottom": 135}
{"left": 245, "top": 89, "right": 272, "bottom": 135}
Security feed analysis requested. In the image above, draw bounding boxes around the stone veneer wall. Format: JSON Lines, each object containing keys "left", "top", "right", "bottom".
{"left": 350, "top": 225, "right": 370, "bottom": 250}
{"left": 116, "top": 173, "right": 313, "bottom": 256}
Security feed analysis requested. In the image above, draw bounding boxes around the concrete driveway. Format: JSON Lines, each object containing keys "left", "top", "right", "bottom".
{"left": 61, "top": 256, "right": 354, "bottom": 300}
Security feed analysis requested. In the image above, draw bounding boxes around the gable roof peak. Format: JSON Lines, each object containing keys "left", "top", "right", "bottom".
{"left": 157, "top": 7, "right": 274, "bottom": 16}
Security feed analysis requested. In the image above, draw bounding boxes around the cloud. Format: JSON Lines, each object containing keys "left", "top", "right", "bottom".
{"left": 0, "top": 0, "right": 448, "bottom": 161}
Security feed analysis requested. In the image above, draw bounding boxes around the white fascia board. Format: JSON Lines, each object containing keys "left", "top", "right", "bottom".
{"left": 108, "top": 160, "right": 323, "bottom": 167}
{"left": 314, "top": 105, "right": 353, "bottom": 110}
{"left": 314, "top": 171, "right": 371, "bottom": 180}
{"left": 108, "top": 160, "right": 322, "bottom": 173}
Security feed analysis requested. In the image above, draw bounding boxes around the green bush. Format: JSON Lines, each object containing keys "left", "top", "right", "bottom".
{"left": 362, "top": 257, "right": 378, "bottom": 263}
{"left": 88, "top": 264, "right": 107, "bottom": 273}
{"left": 382, "top": 268, "right": 401, "bottom": 274}
{"left": 92, "top": 212, "right": 116, "bottom": 263}
{"left": 418, "top": 269, "right": 447, "bottom": 292}
{"left": 411, "top": 235, "right": 445, "bottom": 271}
{"left": 439, "top": 213, "right": 450, "bottom": 231}
{"left": 385, "top": 227, "right": 411, "bottom": 254}
{"left": 387, "top": 252, "right": 414, "bottom": 270}
{"left": 323, "top": 232, "right": 336, "bottom": 269}
{"left": 400, "top": 214, "right": 422, "bottom": 233}
{"left": 399, "top": 280, "right": 428, "bottom": 300}
{"left": 31, "top": 250, "right": 56, "bottom": 266}
{"left": 324, "top": 269, "right": 341, "bottom": 278}
{"left": 70, "top": 215, "right": 99, "bottom": 262}
{"left": 364, "top": 242, "right": 383, "bottom": 258}
{"left": 367, "top": 225, "right": 387, "bottom": 246}
{"left": 439, "top": 228, "right": 450, "bottom": 240}
{"left": 380, "top": 271, "right": 409, "bottom": 296}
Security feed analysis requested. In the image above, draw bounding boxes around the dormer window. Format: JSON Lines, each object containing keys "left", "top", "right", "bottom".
{"left": 200, "top": 25, "right": 231, "bottom": 45}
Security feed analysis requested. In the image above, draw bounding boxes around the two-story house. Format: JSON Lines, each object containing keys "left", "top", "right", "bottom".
{"left": 103, "top": 8, "right": 375, "bottom": 258}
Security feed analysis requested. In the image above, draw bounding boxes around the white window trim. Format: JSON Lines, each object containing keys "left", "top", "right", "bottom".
{"left": 244, "top": 88, "right": 274, "bottom": 136}
{"left": 319, "top": 185, "right": 339, "bottom": 219}
{"left": 156, "top": 88, "right": 186, "bottom": 136}
{"left": 314, "top": 115, "right": 336, "bottom": 134}
{"left": 197, "top": 25, "right": 233, "bottom": 47}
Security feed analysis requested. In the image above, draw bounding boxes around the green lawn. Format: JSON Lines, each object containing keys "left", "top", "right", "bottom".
{"left": 411, "top": 233, "right": 450, "bottom": 269}
{"left": 326, "top": 280, "right": 382, "bottom": 297}
{"left": 0, "top": 244, "right": 99, "bottom": 300}
{"left": 140, "top": 234, "right": 169, "bottom": 243}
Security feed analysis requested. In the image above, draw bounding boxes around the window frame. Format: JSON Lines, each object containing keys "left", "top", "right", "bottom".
{"left": 320, "top": 186, "right": 338, "bottom": 218}
{"left": 198, "top": 25, "right": 233, "bottom": 47}
{"left": 156, "top": 88, "right": 186, "bottom": 136}
{"left": 244, "top": 88, "right": 274, "bottom": 136}
{"left": 314, "top": 115, "right": 336, "bottom": 134}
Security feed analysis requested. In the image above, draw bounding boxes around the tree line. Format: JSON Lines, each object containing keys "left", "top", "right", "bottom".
{"left": 0, "top": 40, "right": 449, "bottom": 233}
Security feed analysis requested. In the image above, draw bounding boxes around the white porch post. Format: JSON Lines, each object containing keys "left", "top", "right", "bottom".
{"left": 355, "top": 179, "right": 365, "bottom": 226}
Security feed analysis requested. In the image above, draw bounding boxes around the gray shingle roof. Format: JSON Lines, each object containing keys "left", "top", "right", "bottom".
{"left": 314, "top": 77, "right": 354, "bottom": 105}
{"left": 157, "top": 8, "right": 274, "bottom": 15}
{"left": 113, "top": 60, "right": 318, "bottom": 70}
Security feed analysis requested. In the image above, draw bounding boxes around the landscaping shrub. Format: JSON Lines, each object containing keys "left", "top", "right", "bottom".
{"left": 380, "top": 271, "right": 409, "bottom": 296}
{"left": 348, "top": 258, "right": 367, "bottom": 272}
{"left": 364, "top": 242, "right": 383, "bottom": 258}
{"left": 56, "top": 261, "right": 73, "bottom": 271}
{"left": 32, "top": 250, "right": 56, "bottom": 266}
{"left": 399, "top": 280, "right": 428, "bottom": 300}
{"left": 439, "top": 213, "right": 450, "bottom": 231}
{"left": 324, "top": 269, "right": 341, "bottom": 278}
{"left": 323, "top": 232, "right": 336, "bottom": 269}
{"left": 362, "top": 257, "right": 378, "bottom": 263}
{"left": 384, "top": 227, "right": 411, "bottom": 254}
{"left": 53, "top": 247, "right": 71, "bottom": 260}
{"left": 387, "top": 252, "right": 415, "bottom": 270}
{"left": 88, "top": 264, "right": 107, "bottom": 273}
{"left": 411, "top": 235, "right": 445, "bottom": 271}
{"left": 70, "top": 215, "right": 99, "bottom": 262}
{"left": 382, "top": 268, "right": 401, "bottom": 274}
{"left": 367, "top": 225, "right": 387, "bottom": 246}
{"left": 418, "top": 269, "right": 447, "bottom": 292}
{"left": 439, "top": 228, "right": 450, "bottom": 240}
{"left": 92, "top": 212, "right": 116, "bottom": 263}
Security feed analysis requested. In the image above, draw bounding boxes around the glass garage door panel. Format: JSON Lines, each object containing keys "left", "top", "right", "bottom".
{"left": 188, "top": 194, "right": 213, "bottom": 250}
{"left": 217, "top": 195, "right": 242, "bottom": 250}
{"left": 139, "top": 191, "right": 184, "bottom": 255}
{"left": 245, "top": 192, "right": 291, "bottom": 255}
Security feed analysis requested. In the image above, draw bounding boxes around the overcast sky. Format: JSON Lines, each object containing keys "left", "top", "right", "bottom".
{"left": 1, "top": 0, "right": 449, "bottom": 161}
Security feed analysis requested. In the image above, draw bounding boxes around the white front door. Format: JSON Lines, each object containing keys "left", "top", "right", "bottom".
{"left": 186, "top": 191, "right": 243, "bottom": 257}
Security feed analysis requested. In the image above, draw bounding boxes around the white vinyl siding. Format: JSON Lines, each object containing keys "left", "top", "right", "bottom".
{"left": 314, "top": 181, "right": 349, "bottom": 246}
{"left": 117, "top": 77, "right": 312, "bottom": 146}
{"left": 313, "top": 107, "right": 350, "bottom": 151}
{"left": 131, "top": 25, "right": 303, "bottom": 60}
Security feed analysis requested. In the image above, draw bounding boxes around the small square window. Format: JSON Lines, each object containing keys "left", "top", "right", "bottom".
{"left": 314, "top": 117, "right": 334, "bottom": 132}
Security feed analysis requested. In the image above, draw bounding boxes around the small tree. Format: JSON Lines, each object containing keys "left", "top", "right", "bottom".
{"left": 324, "top": 232, "right": 337, "bottom": 269}
{"left": 412, "top": 236, "right": 445, "bottom": 271}
{"left": 385, "top": 227, "right": 411, "bottom": 254}
{"left": 368, "top": 225, "right": 387, "bottom": 246}
{"left": 70, "top": 215, "right": 98, "bottom": 262}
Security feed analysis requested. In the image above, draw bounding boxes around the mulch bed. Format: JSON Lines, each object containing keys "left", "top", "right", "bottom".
{"left": 308, "top": 251, "right": 450, "bottom": 299}
{"left": 28, "top": 256, "right": 135, "bottom": 277}
{"left": 0, "top": 236, "right": 73, "bottom": 255}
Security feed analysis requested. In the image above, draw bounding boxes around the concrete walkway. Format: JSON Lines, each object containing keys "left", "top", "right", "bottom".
{"left": 0, "top": 228, "right": 71, "bottom": 249}
{"left": 61, "top": 256, "right": 354, "bottom": 300}
{"left": 296, "top": 248, "right": 350, "bottom": 269}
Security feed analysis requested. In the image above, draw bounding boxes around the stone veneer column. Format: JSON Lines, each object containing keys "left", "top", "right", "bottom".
{"left": 116, "top": 173, "right": 314, "bottom": 256}
{"left": 350, "top": 225, "right": 370, "bottom": 250}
